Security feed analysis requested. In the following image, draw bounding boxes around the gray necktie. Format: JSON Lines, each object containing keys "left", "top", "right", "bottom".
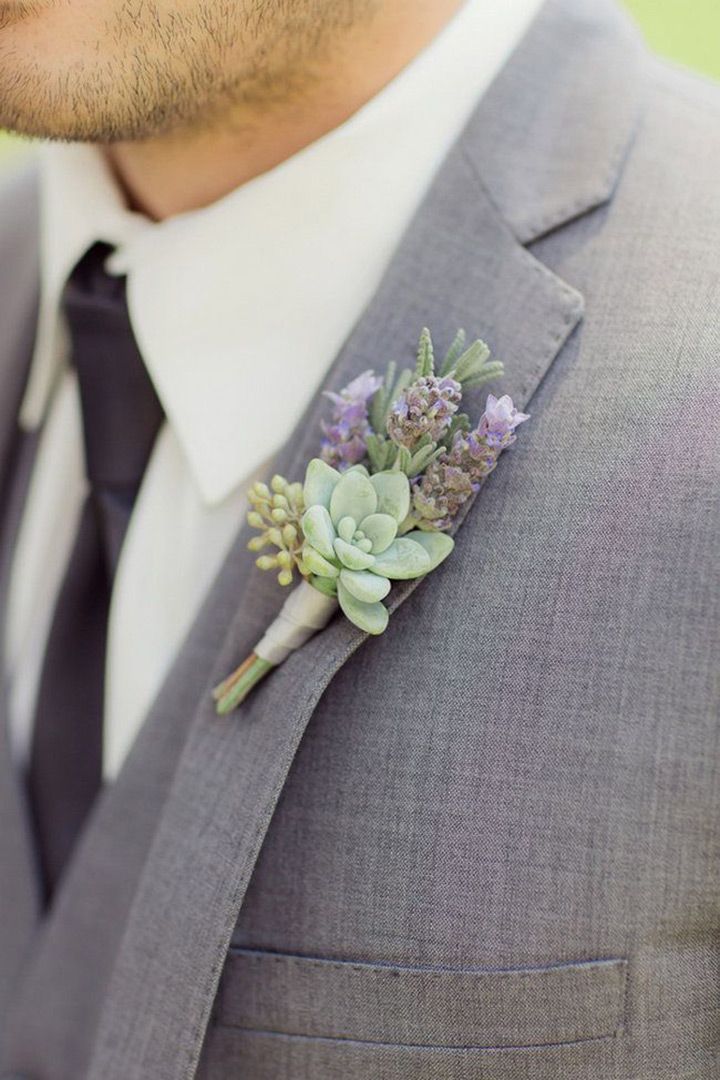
{"left": 27, "top": 242, "right": 164, "bottom": 901}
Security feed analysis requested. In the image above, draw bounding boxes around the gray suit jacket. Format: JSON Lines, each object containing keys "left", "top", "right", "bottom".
{"left": 0, "top": 0, "right": 718, "bottom": 1077}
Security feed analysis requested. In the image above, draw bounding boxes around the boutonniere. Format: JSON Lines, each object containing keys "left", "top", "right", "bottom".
{"left": 213, "top": 328, "right": 528, "bottom": 713}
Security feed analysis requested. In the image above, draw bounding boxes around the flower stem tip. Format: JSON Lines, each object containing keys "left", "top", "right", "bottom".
{"left": 213, "top": 654, "right": 275, "bottom": 715}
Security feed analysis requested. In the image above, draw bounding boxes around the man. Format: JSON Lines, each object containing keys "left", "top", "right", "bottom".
{"left": 0, "top": 0, "right": 717, "bottom": 1075}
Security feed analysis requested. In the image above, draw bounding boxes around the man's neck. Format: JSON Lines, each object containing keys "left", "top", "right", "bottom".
{"left": 102, "top": 0, "right": 466, "bottom": 221}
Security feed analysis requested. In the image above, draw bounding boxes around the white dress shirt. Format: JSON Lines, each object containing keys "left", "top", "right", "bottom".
{"left": 4, "top": 0, "right": 544, "bottom": 780}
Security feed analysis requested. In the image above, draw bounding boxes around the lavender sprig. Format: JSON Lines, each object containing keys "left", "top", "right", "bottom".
{"left": 386, "top": 374, "right": 462, "bottom": 450}
{"left": 410, "top": 394, "right": 529, "bottom": 530}
{"left": 320, "top": 370, "right": 382, "bottom": 470}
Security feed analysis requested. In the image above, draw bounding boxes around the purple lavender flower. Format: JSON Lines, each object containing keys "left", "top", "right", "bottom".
{"left": 411, "top": 394, "right": 528, "bottom": 530}
{"left": 446, "top": 428, "right": 498, "bottom": 489}
{"left": 477, "top": 394, "right": 529, "bottom": 450}
{"left": 386, "top": 375, "right": 462, "bottom": 450}
{"left": 320, "top": 370, "right": 382, "bottom": 470}
{"left": 411, "top": 461, "right": 474, "bottom": 530}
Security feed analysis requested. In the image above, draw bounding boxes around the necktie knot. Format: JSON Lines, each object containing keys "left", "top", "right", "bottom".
{"left": 62, "top": 241, "right": 165, "bottom": 493}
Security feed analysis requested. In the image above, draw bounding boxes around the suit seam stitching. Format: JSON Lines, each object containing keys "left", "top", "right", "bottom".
{"left": 230, "top": 949, "right": 626, "bottom": 981}
{"left": 212, "top": 1023, "right": 624, "bottom": 1052}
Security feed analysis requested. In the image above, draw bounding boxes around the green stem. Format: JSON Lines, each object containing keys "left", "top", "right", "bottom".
{"left": 214, "top": 657, "right": 275, "bottom": 715}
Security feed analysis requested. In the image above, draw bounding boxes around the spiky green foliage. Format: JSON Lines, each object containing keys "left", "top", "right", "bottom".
{"left": 369, "top": 361, "right": 414, "bottom": 434}
{"left": 438, "top": 329, "right": 467, "bottom": 376}
{"left": 415, "top": 327, "right": 435, "bottom": 377}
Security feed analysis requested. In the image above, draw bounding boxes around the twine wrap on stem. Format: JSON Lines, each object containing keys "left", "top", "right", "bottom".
{"left": 213, "top": 581, "right": 338, "bottom": 714}
{"left": 255, "top": 581, "right": 338, "bottom": 664}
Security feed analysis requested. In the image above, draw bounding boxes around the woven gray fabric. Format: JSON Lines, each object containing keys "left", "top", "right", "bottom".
{"left": 214, "top": 950, "right": 628, "bottom": 1047}
{"left": 0, "top": 167, "right": 41, "bottom": 1040}
{"left": 0, "top": 0, "right": 719, "bottom": 1077}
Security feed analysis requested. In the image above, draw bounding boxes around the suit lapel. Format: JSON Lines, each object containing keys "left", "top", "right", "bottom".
{"left": 88, "top": 170, "right": 584, "bottom": 1080}
{"left": 86, "top": 0, "right": 644, "bottom": 1068}
{"left": 0, "top": 165, "right": 43, "bottom": 1032}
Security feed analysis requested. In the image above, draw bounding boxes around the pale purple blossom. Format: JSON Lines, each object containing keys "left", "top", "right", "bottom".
{"left": 323, "top": 370, "right": 383, "bottom": 412}
{"left": 477, "top": 394, "right": 529, "bottom": 450}
{"left": 320, "top": 370, "right": 382, "bottom": 470}
{"left": 386, "top": 375, "right": 462, "bottom": 450}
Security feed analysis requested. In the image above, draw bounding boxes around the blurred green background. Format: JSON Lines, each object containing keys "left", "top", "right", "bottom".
{"left": 623, "top": 0, "right": 720, "bottom": 79}
{"left": 0, "top": 0, "right": 718, "bottom": 162}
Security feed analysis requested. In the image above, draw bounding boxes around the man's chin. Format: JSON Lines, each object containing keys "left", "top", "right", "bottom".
{"left": 0, "top": 86, "right": 95, "bottom": 143}
{"left": 0, "top": 38, "right": 117, "bottom": 142}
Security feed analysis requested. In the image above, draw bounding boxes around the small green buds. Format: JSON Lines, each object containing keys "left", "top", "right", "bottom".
{"left": 247, "top": 473, "right": 306, "bottom": 586}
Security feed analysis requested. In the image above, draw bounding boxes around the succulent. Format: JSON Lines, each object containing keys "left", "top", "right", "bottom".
{"left": 300, "top": 459, "right": 454, "bottom": 634}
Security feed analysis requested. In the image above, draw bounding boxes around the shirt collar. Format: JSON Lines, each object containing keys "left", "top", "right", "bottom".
{"left": 22, "top": 0, "right": 546, "bottom": 506}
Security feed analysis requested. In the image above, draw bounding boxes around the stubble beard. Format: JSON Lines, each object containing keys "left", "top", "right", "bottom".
{"left": 0, "top": 0, "right": 368, "bottom": 143}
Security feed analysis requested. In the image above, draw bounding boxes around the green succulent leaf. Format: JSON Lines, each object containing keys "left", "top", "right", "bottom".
{"left": 357, "top": 512, "right": 397, "bottom": 554}
{"left": 301, "top": 504, "right": 336, "bottom": 560}
{"left": 370, "top": 471, "right": 410, "bottom": 524}
{"left": 339, "top": 568, "right": 391, "bottom": 603}
{"left": 337, "top": 515, "right": 357, "bottom": 543}
{"left": 404, "top": 530, "right": 455, "bottom": 570}
{"left": 333, "top": 537, "right": 376, "bottom": 570}
{"left": 369, "top": 537, "right": 432, "bottom": 580}
{"left": 337, "top": 580, "right": 389, "bottom": 635}
{"left": 329, "top": 470, "right": 378, "bottom": 527}
{"left": 310, "top": 574, "right": 338, "bottom": 597}
{"left": 304, "top": 458, "right": 341, "bottom": 510}
{"left": 302, "top": 544, "right": 340, "bottom": 578}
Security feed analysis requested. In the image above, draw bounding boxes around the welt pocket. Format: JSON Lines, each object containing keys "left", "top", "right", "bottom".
{"left": 218, "top": 948, "right": 628, "bottom": 1050}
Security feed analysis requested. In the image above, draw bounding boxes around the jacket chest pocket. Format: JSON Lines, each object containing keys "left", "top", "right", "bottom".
{"left": 198, "top": 948, "right": 628, "bottom": 1079}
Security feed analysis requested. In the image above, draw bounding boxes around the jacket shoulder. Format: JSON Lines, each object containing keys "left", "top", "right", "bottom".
{"left": 640, "top": 56, "right": 720, "bottom": 184}
{"left": 648, "top": 55, "right": 720, "bottom": 118}
{"left": 0, "top": 155, "right": 40, "bottom": 261}
{"left": 0, "top": 157, "right": 40, "bottom": 390}
{"left": 612, "top": 55, "right": 720, "bottom": 249}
